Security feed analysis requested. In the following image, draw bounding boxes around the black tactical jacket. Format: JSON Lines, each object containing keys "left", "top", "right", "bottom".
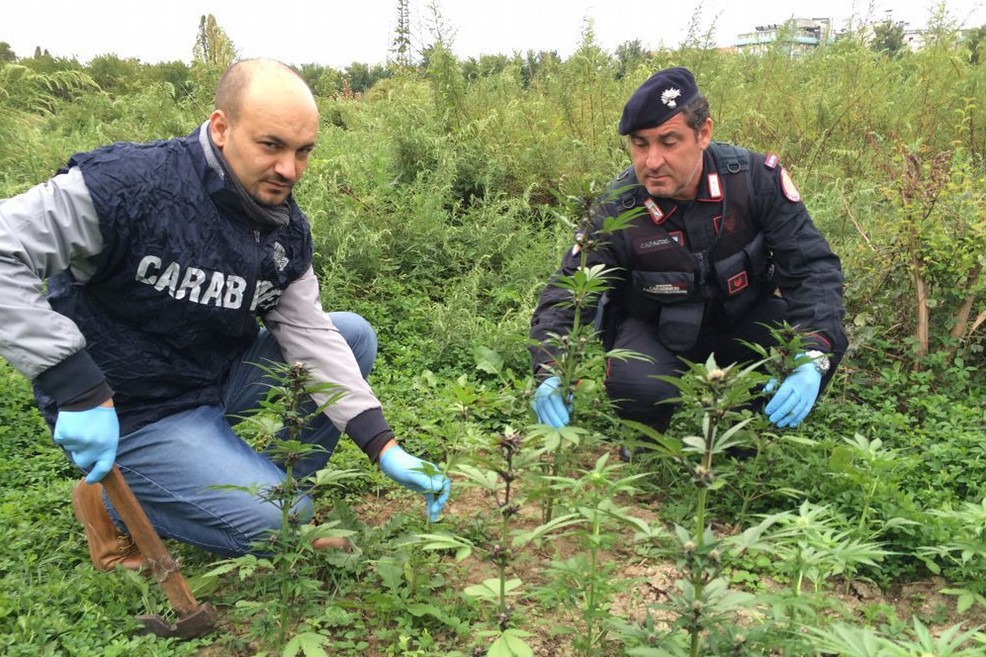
{"left": 530, "top": 142, "right": 847, "bottom": 373}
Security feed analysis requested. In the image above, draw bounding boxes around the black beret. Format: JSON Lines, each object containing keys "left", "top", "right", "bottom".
{"left": 618, "top": 66, "right": 699, "bottom": 135}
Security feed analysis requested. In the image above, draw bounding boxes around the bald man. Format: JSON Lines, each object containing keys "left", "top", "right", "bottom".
{"left": 0, "top": 58, "right": 450, "bottom": 571}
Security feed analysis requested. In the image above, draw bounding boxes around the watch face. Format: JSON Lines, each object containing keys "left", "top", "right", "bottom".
{"left": 806, "top": 351, "right": 830, "bottom": 374}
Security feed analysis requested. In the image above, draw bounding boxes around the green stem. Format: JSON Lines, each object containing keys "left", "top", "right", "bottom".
{"left": 737, "top": 449, "right": 764, "bottom": 518}
{"left": 278, "top": 462, "right": 294, "bottom": 645}
{"left": 499, "top": 512, "right": 509, "bottom": 617}
{"left": 544, "top": 452, "right": 556, "bottom": 524}
{"left": 688, "top": 409, "right": 717, "bottom": 657}
{"left": 793, "top": 551, "right": 805, "bottom": 596}
{"left": 544, "top": 295, "right": 585, "bottom": 524}
{"left": 499, "top": 445, "right": 515, "bottom": 620}
{"left": 857, "top": 480, "right": 878, "bottom": 532}
{"left": 689, "top": 484, "right": 707, "bottom": 657}
{"left": 582, "top": 512, "right": 601, "bottom": 655}
{"left": 694, "top": 488, "right": 708, "bottom": 548}
{"left": 694, "top": 417, "right": 714, "bottom": 546}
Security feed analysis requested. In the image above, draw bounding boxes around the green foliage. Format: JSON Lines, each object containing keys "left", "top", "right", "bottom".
{"left": 809, "top": 617, "right": 986, "bottom": 657}
{"left": 917, "top": 499, "right": 986, "bottom": 611}
{"left": 298, "top": 62, "right": 344, "bottom": 97}
{"left": 3, "top": 14, "right": 986, "bottom": 654}
{"left": 968, "top": 24, "right": 986, "bottom": 64}
{"left": 871, "top": 20, "right": 907, "bottom": 58}
{"left": 192, "top": 14, "right": 237, "bottom": 70}
{"left": 343, "top": 61, "right": 391, "bottom": 93}
{"left": 86, "top": 54, "right": 145, "bottom": 94}
{"left": 756, "top": 501, "right": 892, "bottom": 595}
{"left": 202, "top": 362, "right": 362, "bottom": 653}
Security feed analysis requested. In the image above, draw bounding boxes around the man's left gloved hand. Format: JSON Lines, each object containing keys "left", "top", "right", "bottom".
{"left": 764, "top": 360, "right": 823, "bottom": 428}
{"left": 379, "top": 445, "right": 450, "bottom": 522}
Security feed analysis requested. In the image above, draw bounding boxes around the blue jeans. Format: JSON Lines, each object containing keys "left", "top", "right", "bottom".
{"left": 103, "top": 312, "right": 377, "bottom": 557}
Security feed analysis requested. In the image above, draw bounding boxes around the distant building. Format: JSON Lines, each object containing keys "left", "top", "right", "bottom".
{"left": 902, "top": 28, "right": 925, "bottom": 51}
{"left": 734, "top": 18, "right": 834, "bottom": 56}
{"left": 733, "top": 16, "right": 937, "bottom": 55}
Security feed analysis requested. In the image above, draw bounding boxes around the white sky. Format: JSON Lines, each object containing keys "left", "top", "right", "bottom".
{"left": 2, "top": 0, "right": 983, "bottom": 68}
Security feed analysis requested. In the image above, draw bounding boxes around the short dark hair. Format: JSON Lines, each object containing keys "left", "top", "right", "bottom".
{"left": 679, "top": 94, "right": 711, "bottom": 134}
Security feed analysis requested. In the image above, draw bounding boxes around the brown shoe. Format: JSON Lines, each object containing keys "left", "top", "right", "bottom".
{"left": 71, "top": 480, "right": 146, "bottom": 571}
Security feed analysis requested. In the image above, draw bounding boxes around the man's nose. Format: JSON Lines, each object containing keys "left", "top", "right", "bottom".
{"left": 645, "top": 145, "right": 665, "bottom": 170}
{"left": 273, "top": 154, "right": 299, "bottom": 181}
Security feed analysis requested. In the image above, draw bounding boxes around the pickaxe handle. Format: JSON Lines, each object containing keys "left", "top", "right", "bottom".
{"left": 101, "top": 464, "right": 214, "bottom": 632}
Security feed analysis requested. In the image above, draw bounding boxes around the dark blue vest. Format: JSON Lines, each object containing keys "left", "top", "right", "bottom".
{"left": 43, "top": 130, "right": 313, "bottom": 433}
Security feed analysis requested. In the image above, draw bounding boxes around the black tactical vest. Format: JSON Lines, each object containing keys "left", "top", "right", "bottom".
{"left": 607, "top": 143, "right": 772, "bottom": 350}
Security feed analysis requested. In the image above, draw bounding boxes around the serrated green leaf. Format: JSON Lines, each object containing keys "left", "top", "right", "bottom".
{"left": 411, "top": 532, "right": 475, "bottom": 559}
{"left": 452, "top": 463, "right": 501, "bottom": 490}
{"left": 465, "top": 577, "right": 523, "bottom": 601}
{"left": 282, "top": 631, "right": 329, "bottom": 657}
{"left": 511, "top": 512, "right": 584, "bottom": 547}
{"left": 488, "top": 628, "right": 534, "bottom": 657}
{"left": 682, "top": 436, "right": 706, "bottom": 451}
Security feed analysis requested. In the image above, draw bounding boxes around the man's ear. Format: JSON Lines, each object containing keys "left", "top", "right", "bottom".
{"left": 209, "top": 109, "right": 229, "bottom": 148}
{"left": 698, "top": 117, "right": 713, "bottom": 150}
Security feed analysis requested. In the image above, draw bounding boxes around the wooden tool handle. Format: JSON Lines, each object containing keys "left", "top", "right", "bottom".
{"left": 101, "top": 465, "right": 200, "bottom": 615}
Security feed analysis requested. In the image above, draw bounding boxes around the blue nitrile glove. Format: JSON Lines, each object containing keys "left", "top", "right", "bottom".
{"left": 53, "top": 406, "right": 120, "bottom": 484}
{"left": 532, "top": 376, "right": 571, "bottom": 428}
{"left": 764, "top": 360, "right": 823, "bottom": 428}
{"left": 378, "top": 446, "right": 450, "bottom": 522}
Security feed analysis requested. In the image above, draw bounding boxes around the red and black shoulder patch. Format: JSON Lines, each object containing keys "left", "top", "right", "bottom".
{"left": 764, "top": 153, "right": 780, "bottom": 169}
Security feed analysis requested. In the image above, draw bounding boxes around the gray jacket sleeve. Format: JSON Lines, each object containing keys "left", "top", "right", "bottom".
{"left": 0, "top": 167, "right": 104, "bottom": 381}
{"left": 264, "top": 267, "right": 394, "bottom": 460}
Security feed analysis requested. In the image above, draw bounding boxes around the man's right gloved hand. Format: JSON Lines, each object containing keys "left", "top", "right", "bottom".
{"left": 378, "top": 446, "right": 451, "bottom": 522}
{"left": 532, "top": 376, "right": 571, "bottom": 428}
{"left": 53, "top": 406, "right": 119, "bottom": 484}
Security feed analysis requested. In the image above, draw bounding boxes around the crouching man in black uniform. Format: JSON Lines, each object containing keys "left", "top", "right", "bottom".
{"left": 529, "top": 66, "right": 847, "bottom": 439}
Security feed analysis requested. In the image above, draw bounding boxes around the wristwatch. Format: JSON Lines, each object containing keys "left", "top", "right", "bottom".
{"left": 804, "top": 350, "right": 831, "bottom": 375}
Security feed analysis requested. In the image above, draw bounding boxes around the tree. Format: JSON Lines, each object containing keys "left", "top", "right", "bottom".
{"left": 0, "top": 42, "right": 15, "bottom": 62}
{"left": 871, "top": 20, "right": 906, "bottom": 57}
{"left": 462, "top": 54, "right": 511, "bottom": 81}
{"left": 297, "top": 63, "right": 342, "bottom": 97}
{"left": 144, "top": 60, "right": 194, "bottom": 99}
{"left": 19, "top": 49, "right": 82, "bottom": 76}
{"left": 343, "top": 61, "right": 389, "bottom": 93}
{"left": 518, "top": 49, "right": 560, "bottom": 88}
{"left": 86, "top": 54, "right": 143, "bottom": 93}
{"left": 422, "top": 0, "right": 456, "bottom": 53}
{"left": 193, "top": 14, "right": 237, "bottom": 69}
{"left": 614, "top": 39, "right": 647, "bottom": 80}
{"left": 390, "top": 0, "right": 413, "bottom": 69}
{"left": 967, "top": 24, "right": 986, "bottom": 64}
